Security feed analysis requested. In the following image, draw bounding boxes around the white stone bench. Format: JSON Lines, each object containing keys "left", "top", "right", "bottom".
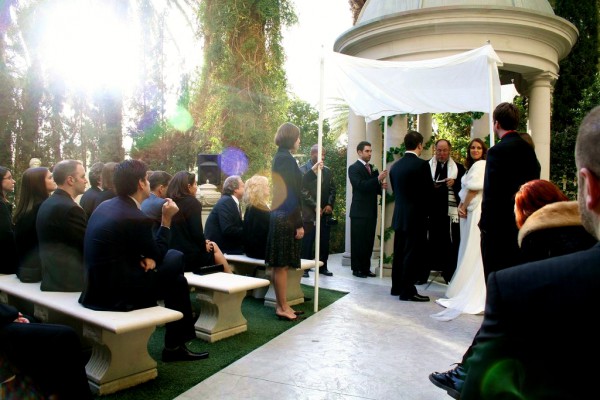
{"left": 184, "top": 272, "right": 270, "bottom": 343}
{"left": 224, "top": 254, "right": 322, "bottom": 307}
{"left": 0, "top": 275, "right": 183, "bottom": 395}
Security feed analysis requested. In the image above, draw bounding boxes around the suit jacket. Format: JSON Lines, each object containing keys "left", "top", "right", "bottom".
{"left": 204, "top": 194, "right": 244, "bottom": 254}
{"left": 300, "top": 160, "right": 336, "bottom": 223}
{"left": 141, "top": 193, "right": 165, "bottom": 234}
{"left": 243, "top": 204, "right": 270, "bottom": 259}
{"left": 389, "top": 153, "right": 433, "bottom": 232}
{"left": 79, "top": 196, "right": 171, "bottom": 311}
{"left": 479, "top": 132, "right": 540, "bottom": 245}
{"left": 0, "top": 200, "right": 17, "bottom": 274}
{"left": 462, "top": 243, "right": 600, "bottom": 399}
{"left": 79, "top": 186, "right": 103, "bottom": 218}
{"left": 348, "top": 160, "right": 382, "bottom": 219}
{"left": 430, "top": 159, "right": 465, "bottom": 218}
{"left": 37, "top": 189, "right": 87, "bottom": 291}
{"left": 14, "top": 202, "right": 44, "bottom": 282}
{"left": 271, "top": 147, "right": 303, "bottom": 229}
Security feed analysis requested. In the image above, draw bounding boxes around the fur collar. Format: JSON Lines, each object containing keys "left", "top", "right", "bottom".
{"left": 518, "top": 201, "right": 581, "bottom": 247}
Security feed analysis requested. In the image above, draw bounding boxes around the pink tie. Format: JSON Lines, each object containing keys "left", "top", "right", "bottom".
{"left": 365, "top": 163, "right": 371, "bottom": 174}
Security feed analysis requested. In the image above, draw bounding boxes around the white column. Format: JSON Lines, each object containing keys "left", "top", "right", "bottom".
{"left": 525, "top": 71, "right": 556, "bottom": 180}
{"left": 472, "top": 113, "right": 491, "bottom": 141}
{"left": 343, "top": 111, "right": 367, "bottom": 266}
{"left": 366, "top": 120, "right": 383, "bottom": 261}
{"left": 418, "top": 113, "right": 433, "bottom": 159}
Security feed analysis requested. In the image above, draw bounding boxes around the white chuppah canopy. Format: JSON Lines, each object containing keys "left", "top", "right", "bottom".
{"left": 309, "top": 45, "right": 503, "bottom": 293}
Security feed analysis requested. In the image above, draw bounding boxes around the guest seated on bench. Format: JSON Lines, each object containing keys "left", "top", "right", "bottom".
{"left": 0, "top": 304, "right": 92, "bottom": 399}
{"left": 205, "top": 175, "right": 245, "bottom": 255}
{"left": 79, "top": 160, "right": 209, "bottom": 362}
{"left": 166, "top": 171, "right": 232, "bottom": 273}
{"left": 243, "top": 175, "right": 270, "bottom": 260}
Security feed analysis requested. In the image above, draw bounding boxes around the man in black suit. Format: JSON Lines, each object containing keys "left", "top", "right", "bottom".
{"left": 458, "top": 106, "right": 600, "bottom": 398}
{"left": 389, "top": 131, "right": 433, "bottom": 301}
{"left": 79, "top": 159, "right": 208, "bottom": 362}
{"left": 37, "top": 159, "right": 88, "bottom": 292}
{"left": 423, "top": 139, "right": 465, "bottom": 284}
{"left": 429, "top": 102, "right": 541, "bottom": 398}
{"left": 141, "top": 170, "right": 172, "bottom": 234}
{"left": 205, "top": 175, "right": 245, "bottom": 254}
{"left": 0, "top": 304, "right": 92, "bottom": 399}
{"left": 348, "top": 141, "right": 388, "bottom": 278}
{"left": 300, "top": 144, "right": 336, "bottom": 277}
{"left": 79, "top": 161, "right": 104, "bottom": 217}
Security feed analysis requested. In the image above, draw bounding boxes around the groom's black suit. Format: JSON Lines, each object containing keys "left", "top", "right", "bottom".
{"left": 462, "top": 243, "right": 600, "bottom": 399}
{"left": 389, "top": 152, "right": 433, "bottom": 298}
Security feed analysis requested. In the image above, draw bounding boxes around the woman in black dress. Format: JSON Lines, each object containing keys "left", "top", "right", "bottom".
{"left": 0, "top": 166, "right": 17, "bottom": 274}
{"left": 13, "top": 167, "right": 57, "bottom": 282}
{"left": 243, "top": 175, "right": 270, "bottom": 259}
{"left": 166, "top": 171, "right": 231, "bottom": 273}
{"left": 265, "top": 122, "right": 320, "bottom": 321}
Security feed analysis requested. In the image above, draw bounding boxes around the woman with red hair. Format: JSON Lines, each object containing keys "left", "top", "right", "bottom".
{"left": 515, "top": 179, "right": 596, "bottom": 262}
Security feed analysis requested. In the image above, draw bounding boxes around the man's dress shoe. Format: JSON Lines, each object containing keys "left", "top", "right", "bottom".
{"left": 352, "top": 271, "right": 367, "bottom": 278}
{"left": 302, "top": 270, "right": 309, "bottom": 278}
{"left": 399, "top": 294, "right": 430, "bottom": 302}
{"left": 366, "top": 271, "right": 376, "bottom": 277}
{"left": 319, "top": 268, "right": 333, "bottom": 276}
{"left": 162, "top": 345, "right": 209, "bottom": 362}
{"left": 429, "top": 363, "right": 465, "bottom": 399}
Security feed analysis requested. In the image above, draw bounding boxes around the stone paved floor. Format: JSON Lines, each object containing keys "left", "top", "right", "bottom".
{"left": 176, "top": 254, "right": 482, "bottom": 400}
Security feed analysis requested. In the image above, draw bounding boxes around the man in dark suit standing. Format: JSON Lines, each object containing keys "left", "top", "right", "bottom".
{"left": 424, "top": 139, "right": 465, "bottom": 284}
{"left": 457, "top": 106, "right": 600, "bottom": 398}
{"left": 79, "top": 161, "right": 104, "bottom": 217}
{"left": 205, "top": 175, "right": 245, "bottom": 254}
{"left": 37, "top": 159, "right": 88, "bottom": 292}
{"left": 389, "top": 131, "right": 433, "bottom": 301}
{"left": 429, "top": 102, "right": 541, "bottom": 397}
{"left": 79, "top": 159, "right": 208, "bottom": 362}
{"left": 348, "top": 141, "right": 388, "bottom": 278}
{"left": 300, "top": 144, "right": 336, "bottom": 277}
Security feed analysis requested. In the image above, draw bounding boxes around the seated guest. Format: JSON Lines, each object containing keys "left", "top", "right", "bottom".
{"left": 205, "top": 175, "right": 245, "bottom": 254}
{"left": 166, "top": 171, "right": 231, "bottom": 273}
{"left": 37, "top": 160, "right": 87, "bottom": 291}
{"left": 90, "top": 161, "right": 117, "bottom": 213}
{"left": 79, "top": 160, "right": 209, "bottom": 362}
{"left": 141, "top": 170, "right": 172, "bottom": 233}
{"left": 0, "top": 304, "right": 92, "bottom": 399}
{"left": 79, "top": 161, "right": 104, "bottom": 217}
{"left": 243, "top": 175, "right": 270, "bottom": 259}
{"left": 13, "top": 167, "right": 57, "bottom": 282}
{"left": 515, "top": 179, "right": 597, "bottom": 263}
{"left": 0, "top": 166, "right": 17, "bottom": 274}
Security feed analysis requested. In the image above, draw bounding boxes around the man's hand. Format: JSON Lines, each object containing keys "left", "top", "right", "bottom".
{"left": 378, "top": 169, "right": 388, "bottom": 182}
{"left": 140, "top": 257, "right": 156, "bottom": 272}
{"left": 446, "top": 178, "right": 455, "bottom": 187}
{"left": 295, "top": 227, "right": 304, "bottom": 240}
{"left": 161, "top": 198, "right": 179, "bottom": 228}
{"left": 14, "top": 312, "right": 29, "bottom": 323}
{"left": 311, "top": 161, "right": 324, "bottom": 173}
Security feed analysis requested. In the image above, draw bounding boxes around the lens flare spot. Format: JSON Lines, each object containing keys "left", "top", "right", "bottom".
{"left": 221, "top": 147, "right": 249, "bottom": 177}
{"left": 168, "top": 106, "right": 194, "bottom": 132}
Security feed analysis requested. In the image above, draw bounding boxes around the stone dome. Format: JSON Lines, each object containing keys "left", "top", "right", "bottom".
{"left": 357, "top": 0, "right": 555, "bottom": 24}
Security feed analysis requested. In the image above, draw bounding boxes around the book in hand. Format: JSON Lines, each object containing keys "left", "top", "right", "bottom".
{"left": 193, "top": 264, "right": 225, "bottom": 275}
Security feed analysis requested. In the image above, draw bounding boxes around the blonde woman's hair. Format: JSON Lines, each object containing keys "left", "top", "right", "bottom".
{"left": 243, "top": 175, "right": 270, "bottom": 210}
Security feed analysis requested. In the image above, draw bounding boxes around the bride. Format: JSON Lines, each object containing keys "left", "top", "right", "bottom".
{"left": 431, "top": 138, "right": 487, "bottom": 321}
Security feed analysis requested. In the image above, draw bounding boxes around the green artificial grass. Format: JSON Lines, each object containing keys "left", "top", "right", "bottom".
{"left": 97, "top": 284, "right": 347, "bottom": 400}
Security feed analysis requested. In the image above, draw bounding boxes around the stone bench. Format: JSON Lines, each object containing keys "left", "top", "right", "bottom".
{"left": 184, "top": 272, "right": 270, "bottom": 343}
{"left": 224, "top": 254, "right": 322, "bottom": 307}
{"left": 0, "top": 275, "right": 183, "bottom": 395}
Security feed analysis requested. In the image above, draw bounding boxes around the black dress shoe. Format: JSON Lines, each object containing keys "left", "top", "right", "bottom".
{"left": 352, "top": 271, "right": 367, "bottom": 278}
{"left": 319, "top": 268, "right": 333, "bottom": 276}
{"left": 162, "top": 345, "right": 209, "bottom": 362}
{"left": 399, "top": 294, "right": 430, "bottom": 302}
{"left": 302, "top": 270, "right": 309, "bottom": 278}
{"left": 415, "top": 280, "right": 428, "bottom": 285}
{"left": 429, "top": 364, "right": 466, "bottom": 399}
{"left": 366, "top": 271, "right": 376, "bottom": 277}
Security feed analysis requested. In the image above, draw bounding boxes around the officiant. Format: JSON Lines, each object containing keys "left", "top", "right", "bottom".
{"left": 419, "top": 139, "right": 465, "bottom": 285}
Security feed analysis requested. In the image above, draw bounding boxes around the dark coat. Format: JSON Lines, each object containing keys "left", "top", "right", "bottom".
{"left": 300, "top": 160, "right": 336, "bottom": 223}
{"left": 243, "top": 205, "right": 270, "bottom": 259}
{"left": 79, "top": 196, "right": 171, "bottom": 311}
{"left": 271, "top": 147, "right": 303, "bottom": 228}
{"left": 0, "top": 200, "right": 17, "bottom": 274}
{"left": 204, "top": 194, "right": 244, "bottom": 254}
{"left": 36, "top": 189, "right": 86, "bottom": 291}
{"left": 348, "top": 159, "right": 382, "bottom": 219}
{"left": 462, "top": 243, "right": 600, "bottom": 399}
{"left": 79, "top": 186, "right": 103, "bottom": 218}
{"left": 14, "top": 202, "right": 44, "bottom": 282}
{"left": 518, "top": 201, "right": 597, "bottom": 264}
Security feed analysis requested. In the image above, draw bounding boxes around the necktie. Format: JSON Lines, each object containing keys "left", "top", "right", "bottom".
{"left": 238, "top": 204, "right": 242, "bottom": 219}
{"left": 365, "top": 163, "right": 371, "bottom": 175}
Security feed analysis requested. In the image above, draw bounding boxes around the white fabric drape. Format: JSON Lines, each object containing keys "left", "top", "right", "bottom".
{"left": 326, "top": 44, "right": 503, "bottom": 121}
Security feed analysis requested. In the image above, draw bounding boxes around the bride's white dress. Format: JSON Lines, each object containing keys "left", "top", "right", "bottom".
{"left": 431, "top": 160, "right": 486, "bottom": 321}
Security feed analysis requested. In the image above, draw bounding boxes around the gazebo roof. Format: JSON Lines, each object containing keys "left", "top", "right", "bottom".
{"left": 357, "top": 0, "right": 555, "bottom": 24}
